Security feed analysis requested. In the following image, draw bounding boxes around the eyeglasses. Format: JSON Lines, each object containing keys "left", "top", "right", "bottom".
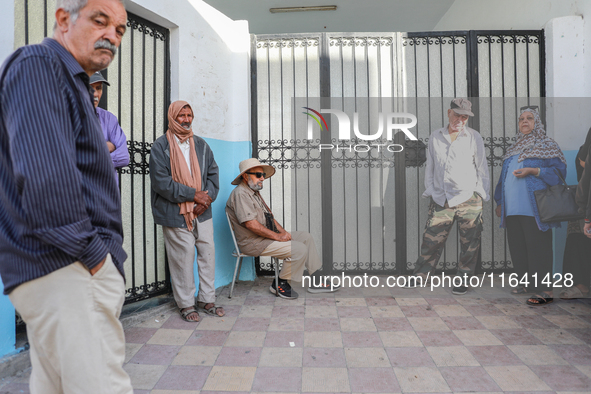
{"left": 519, "top": 105, "right": 539, "bottom": 112}
{"left": 246, "top": 172, "right": 266, "bottom": 179}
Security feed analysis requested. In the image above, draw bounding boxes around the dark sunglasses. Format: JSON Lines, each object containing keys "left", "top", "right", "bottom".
{"left": 246, "top": 171, "right": 266, "bottom": 179}
{"left": 519, "top": 105, "right": 539, "bottom": 112}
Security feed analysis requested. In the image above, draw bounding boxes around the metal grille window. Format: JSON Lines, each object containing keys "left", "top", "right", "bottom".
{"left": 251, "top": 30, "right": 545, "bottom": 276}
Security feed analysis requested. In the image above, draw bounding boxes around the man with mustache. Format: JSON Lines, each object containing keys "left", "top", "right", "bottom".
{"left": 405, "top": 99, "right": 490, "bottom": 295}
{"left": 149, "top": 101, "right": 222, "bottom": 321}
{"left": 90, "top": 70, "right": 129, "bottom": 182}
{"left": 0, "top": 0, "right": 133, "bottom": 393}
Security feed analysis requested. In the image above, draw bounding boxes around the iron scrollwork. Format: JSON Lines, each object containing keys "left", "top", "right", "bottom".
{"left": 127, "top": 14, "right": 167, "bottom": 41}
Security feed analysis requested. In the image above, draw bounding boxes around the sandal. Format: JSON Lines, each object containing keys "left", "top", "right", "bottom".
{"left": 511, "top": 286, "right": 529, "bottom": 295}
{"left": 560, "top": 286, "right": 590, "bottom": 300}
{"left": 180, "top": 306, "right": 200, "bottom": 322}
{"left": 526, "top": 292, "right": 553, "bottom": 306}
{"left": 197, "top": 301, "right": 225, "bottom": 317}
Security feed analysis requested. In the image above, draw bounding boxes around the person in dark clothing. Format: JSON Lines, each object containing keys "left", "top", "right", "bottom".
{"left": 0, "top": 0, "right": 133, "bottom": 392}
{"left": 561, "top": 128, "right": 591, "bottom": 299}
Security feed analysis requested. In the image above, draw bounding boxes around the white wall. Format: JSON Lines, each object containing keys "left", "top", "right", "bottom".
{"left": 545, "top": 16, "right": 590, "bottom": 150}
{"left": 0, "top": 0, "right": 15, "bottom": 60}
{"left": 125, "top": 0, "right": 250, "bottom": 142}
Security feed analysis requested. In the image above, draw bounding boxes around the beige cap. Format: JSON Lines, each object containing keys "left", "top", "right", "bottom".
{"left": 231, "top": 158, "right": 276, "bottom": 185}
{"left": 450, "top": 98, "right": 474, "bottom": 116}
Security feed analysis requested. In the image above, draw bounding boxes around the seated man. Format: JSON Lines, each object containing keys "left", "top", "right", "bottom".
{"left": 226, "top": 158, "right": 339, "bottom": 299}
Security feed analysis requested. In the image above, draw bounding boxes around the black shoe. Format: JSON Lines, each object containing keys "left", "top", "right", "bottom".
{"left": 452, "top": 285, "right": 468, "bottom": 295}
{"left": 402, "top": 277, "right": 417, "bottom": 289}
{"left": 270, "top": 279, "right": 299, "bottom": 299}
{"left": 307, "top": 278, "right": 341, "bottom": 293}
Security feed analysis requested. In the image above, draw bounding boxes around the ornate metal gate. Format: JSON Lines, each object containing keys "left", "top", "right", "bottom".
{"left": 14, "top": 2, "right": 171, "bottom": 306}
{"left": 251, "top": 30, "right": 545, "bottom": 275}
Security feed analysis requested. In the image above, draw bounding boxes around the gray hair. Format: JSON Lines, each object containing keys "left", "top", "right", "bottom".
{"left": 53, "top": 0, "right": 125, "bottom": 30}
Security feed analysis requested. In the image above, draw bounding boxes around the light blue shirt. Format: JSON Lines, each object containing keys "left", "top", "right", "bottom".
{"left": 504, "top": 155, "right": 534, "bottom": 217}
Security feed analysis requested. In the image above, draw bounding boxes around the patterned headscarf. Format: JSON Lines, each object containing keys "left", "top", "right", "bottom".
{"left": 503, "top": 108, "right": 566, "bottom": 164}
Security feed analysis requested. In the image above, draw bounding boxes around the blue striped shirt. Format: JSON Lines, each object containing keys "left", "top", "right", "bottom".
{"left": 0, "top": 38, "right": 127, "bottom": 294}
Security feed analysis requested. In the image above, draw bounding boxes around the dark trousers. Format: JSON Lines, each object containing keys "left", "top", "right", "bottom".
{"left": 506, "top": 215, "right": 553, "bottom": 292}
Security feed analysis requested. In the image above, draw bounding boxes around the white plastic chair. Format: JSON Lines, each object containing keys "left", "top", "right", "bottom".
{"left": 226, "top": 211, "right": 280, "bottom": 298}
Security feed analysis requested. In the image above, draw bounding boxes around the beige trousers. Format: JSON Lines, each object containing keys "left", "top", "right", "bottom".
{"left": 9, "top": 255, "right": 132, "bottom": 394}
{"left": 260, "top": 231, "right": 322, "bottom": 282}
{"left": 162, "top": 219, "right": 216, "bottom": 308}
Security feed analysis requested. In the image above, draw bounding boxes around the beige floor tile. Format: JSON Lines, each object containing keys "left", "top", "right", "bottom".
{"left": 528, "top": 329, "right": 585, "bottom": 345}
{"left": 339, "top": 318, "right": 377, "bottom": 331}
{"left": 508, "top": 345, "right": 569, "bottom": 365}
{"left": 432, "top": 304, "right": 471, "bottom": 317}
{"left": 408, "top": 317, "right": 450, "bottom": 331}
{"left": 125, "top": 343, "right": 143, "bottom": 363}
{"left": 396, "top": 297, "right": 429, "bottom": 306}
{"left": 250, "top": 392, "right": 299, "bottom": 394}
{"left": 302, "top": 367, "right": 350, "bottom": 392}
{"left": 557, "top": 302, "right": 591, "bottom": 315}
{"left": 485, "top": 365, "right": 551, "bottom": 391}
{"left": 369, "top": 305, "right": 405, "bottom": 318}
{"left": 195, "top": 316, "right": 237, "bottom": 331}
{"left": 476, "top": 315, "right": 521, "bottom": 329}
{"left": 275, "top": 296, "right": 305, "bottom": 306}
{"left": 250, "top": 392, "right": 300, "bottom": 394}
{"left": 134, "top": 315, "right": 168, "bottom": 328}
{"left": 304, "top": 331, "right": 343, "bottom": 347}
{"left": 575, "top": 365, "right": 591, "bottom": 379}
{"left": 455, "top": 297, "right": 490, "bottom": 305}
{"left": 426, "top": 346, "right": 480, "bottom": 367}
{"left": 453, "top": 330, "right": 503, "bottom": 346}
{"left": 335, "top": 297, "right": 367, "bottom": 306}
{"left": 362, "top": 286, "right": 394, "bottom": 297}
{"left": 147, "top": 329, "right": 193, "bottom": 346}
{"left": 394, "top": 366, "right": 451, "bottom": 392}
{"left": 556, "top": 392, "right": 591, "bottom": 394}
{"left": 268, "top": 317, "right": 305, "bottom": 331}
{"left": 544, "top": 314, "right": 590, "bottom": 328}
{"left": 224, "top": 296, "right": 247, "bottom": 306}
{"left": 122, "top": 363, "right": 167, "bottom": 390}
{"left": 172, "top": 345, "right": 221, "bottom": 366}
{"left": 418, "top": 287, "right": 452, "bottom": 297}
{"left": 250, "top": 285, "right": 275, "bottom": 296}
{"left": 202, "top": 366, "right": 256, "bottom": 391}
{"left": 380, "top": 331, "right": 423, "bottom": 347}
{"left": 225, "top": 331, "right": 266, "bottom": 347}
{"left": 458, "top": 392, "right": 503, "bottom": 394}
{"left": 494, "top": 304, "right": 537, "bottom": 316}
{"left": 151, "top": 390, "right": 200, "bottom": 394}
{"left": 259, "top": 347, "right": 303, "bottom": 367}
{"left": 239, "top": 305, "right": 274, "bottom": 317}
{"left": 305, "top": 306, "right": 339, "bottom": 318}
{"left": 344, "top": 347, "right": 390, "bottom": 367}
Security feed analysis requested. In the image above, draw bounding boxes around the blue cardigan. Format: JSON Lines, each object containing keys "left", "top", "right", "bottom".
{"left": 494, "top": 157, "right": 567, "bottom": 231}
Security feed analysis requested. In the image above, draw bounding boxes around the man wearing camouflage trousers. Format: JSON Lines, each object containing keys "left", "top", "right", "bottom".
{"left": 406, "top": 99, "right": 490, "bottom": 295}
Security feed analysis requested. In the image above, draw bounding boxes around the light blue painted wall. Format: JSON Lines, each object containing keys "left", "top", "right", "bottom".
{"left": 553, "top": 149, "right": 579, "bottom": 274}
{"left": 193, "top": 138, "right": 256, "bottom": 293}
{"left": 0, "top": 275, "right": 16, "bottom": 358}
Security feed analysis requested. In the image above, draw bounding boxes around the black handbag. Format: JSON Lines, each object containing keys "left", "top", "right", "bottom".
{"left": 534, "top": 168, "right": 584, "bottom": 223}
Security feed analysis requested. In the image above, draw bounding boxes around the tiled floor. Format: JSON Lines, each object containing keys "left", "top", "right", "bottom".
{"left": 1, "top": 276, "right": 591, "bottom": 393}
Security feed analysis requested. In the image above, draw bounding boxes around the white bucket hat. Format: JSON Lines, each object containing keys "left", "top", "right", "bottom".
{"left": 231, "top": 158, "right": 276, "bottom": 185}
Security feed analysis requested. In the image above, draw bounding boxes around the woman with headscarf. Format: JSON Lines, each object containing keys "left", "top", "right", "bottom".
{"left": 494, "top": 106, "right": 567, "bottom": 305}
{"left": 560, "top": 128, "right": 591, "bottom": 299}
